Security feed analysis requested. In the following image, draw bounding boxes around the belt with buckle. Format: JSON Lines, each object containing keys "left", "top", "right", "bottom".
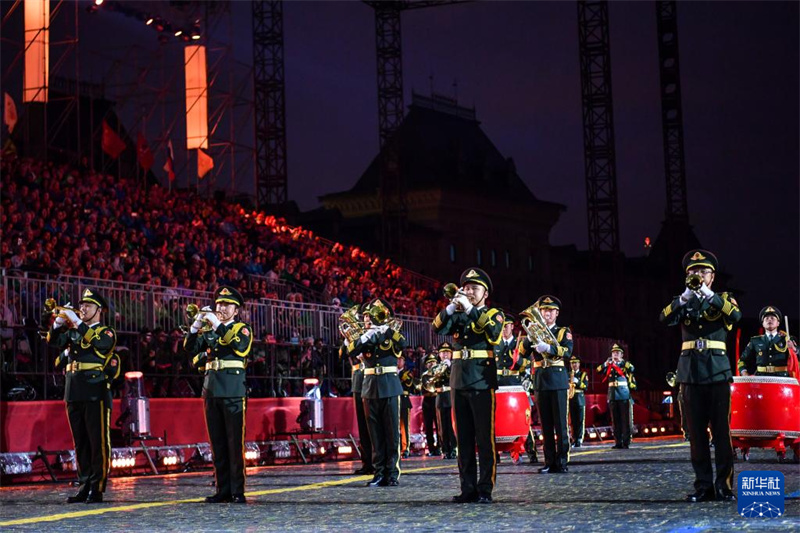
{"left": 681, "top": 339, "right": 726, "bottom": 351}
{"left": 497, "top": 369, "right": 519, "bottom": 376}
{"left": 207, "top": 359, "right": 245, "bottom": 371}
{"left": 609, "top": 381, "right": 629, "bottom": 387}
{"left": 452, "top": 349, "right": 492, "bottom": 360}
{"left": 363, "top": 366, "right": 398, "bottom": 376}
{"left": 66, "top": 361, "right": 103, "bottom": 372}
{"left": 533, "top": 359, "right": 565, "bottom": 368}
{"left": 757, "top": 365, "right": 788, "bottom": 373}
{"left": 441, "top": 386, "right": 451, "bottom": 392}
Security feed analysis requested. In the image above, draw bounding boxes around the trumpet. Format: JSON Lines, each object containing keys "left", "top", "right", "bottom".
{"left": 443, "top": 283, "right": 467, "bottom": 311}
{"left": 44, "top": 298, "right": 77, "bottom": 326}
{"left": 184, "top": 303, "right": 214, "bottom": 333}
{"left": 685, "top": 273, "right": 703, "bottom": 292}
{"left": 666, "top": 371, "right": 677, "bottom": 388}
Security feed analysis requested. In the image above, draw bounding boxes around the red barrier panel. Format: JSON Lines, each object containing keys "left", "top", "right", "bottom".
{"left": 1, "top": 397, "right": 429, "bottom": 453}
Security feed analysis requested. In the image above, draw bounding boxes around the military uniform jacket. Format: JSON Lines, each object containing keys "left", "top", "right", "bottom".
{"left": 347, "top": 329, "right": 406, "bottom": 399}
{"left": 659, "top": 291, "right": 741, "bottom": 384}
{"left": 738, "top": 332, "right": 794, "bottom": 377}
{"left": 596, "top": 361, "right": 634, "bottom": 401}
{"left": 341, "top": 345, "right": 365, "bottom": 394}
{"left": 495, "top": 335, "right": 524, "bottom": 386}
{"left": 570, "top": 370, "right": 589, "bottom": 407}
{"left": 432, "top": 305, "right": 503, "bottom": 390}
{"left": 185, "top": 320, "right": 253, "bottom": 398}
{"left": 518, "top": 325, "right": 573, "bottom": 391}
{"left": 435, "top": 364, "right": 453, "bottom": 409}
{"left": 49, "top": 321, "right": 118, "bottom": 402}
{"left": 399, "top": 369, "right": 415, "bottom": 409}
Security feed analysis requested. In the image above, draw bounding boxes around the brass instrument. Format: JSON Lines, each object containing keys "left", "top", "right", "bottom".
{"left": 443, "top": 282, "right": 468, "bottom": 311}
{"left": 365, "top": 299, "right": 403, "bottom": 333}
{"left": 568, "top": 368, "right": 576, "bottom": 400}
{"left": 666, "top": 371, "right": 677, "bottom": 388}
{"left": 685, "top": 273, "right": 703, "bottom": 292}
{"left": 44, "top": 298, "right": 77, "bottom": 326}
{"left": 184, "top": 303, "right": 214, "bottom": 333}
{"left": 519, "top": 303, "right": 560, "bottom": 366}
{"left": 421, "top": 361, "right": 450, "bottom": 394}
{"left": 338, "top": 305, "right": 366, "bottom": 343}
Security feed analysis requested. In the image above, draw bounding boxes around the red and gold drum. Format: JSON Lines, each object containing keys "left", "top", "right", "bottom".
{"left": 730, "top": 376, "right": 800, "bottom": 438}
{"left": 495, "top": 385, "right": 531, "bottom": 458}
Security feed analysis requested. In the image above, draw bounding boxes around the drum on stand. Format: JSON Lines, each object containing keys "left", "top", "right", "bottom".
{"left": 495, "top": 385, "right": 532, "bottom": 463}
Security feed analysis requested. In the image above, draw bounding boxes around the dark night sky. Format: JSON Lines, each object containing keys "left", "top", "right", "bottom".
{"left": 5, "top": 1, "right": 799, "bottom": 319}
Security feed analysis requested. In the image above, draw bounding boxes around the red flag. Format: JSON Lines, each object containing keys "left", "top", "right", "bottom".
{"left": 4, "top": 93, "right": 17, "bottom": 133}
{"left": 136, "top": 133, "right": 154, "bottom": 171}
{"left": 788, "top": 339, "right": 799, "bottom": 381}
{"left": 163, "top": 139, "right": 175, "bottom": 181}
{"left": 197, "top": 148, "right": 214, "bottom": 179}
{"left": 101, "top": 120, "right": 126, "bottom": 159}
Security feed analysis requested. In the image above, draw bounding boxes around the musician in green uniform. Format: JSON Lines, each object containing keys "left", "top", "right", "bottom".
{"left": 434, "top": 342, "right": 458, "bottom": 460}
{"left": 346, "top": 298, "right": 406, "bottom": 487}
{"left": 421, "top": 352, "right": 440, "bottom": 456}
{"left": 739, "top": 306, "right": 797, "bottom": 377}
{"left": 398, "top": 355, "right": 415, "bottom": 458}
{"left": 596, "top": 345, "right": 635, "bottom": 449}
{"left": 185, "top": 286, "right": 253, "bottom": 503}
{"left": 568, "top": 356, "right": 588, "bottom": 447}
{"left": 518, "top": 295, "right": 573, "bottom": 473}
{"left": 659, "top": 250, "right": 741, "bottom": 502}
{"left": 340, "top": 303, "right": 374, "bottom": 474}
{"left": 433, "top": 268, "right": 503, "bottom": 504}
{"left": 49, "top": 288, "right": 119, "bottom": 503}
{"left": 495, "top": 316, "right": 525, "bottom": 387}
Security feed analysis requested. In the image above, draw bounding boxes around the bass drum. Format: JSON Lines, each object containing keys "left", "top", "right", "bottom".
{"left": 730, "top": 376, "right": 800, "bottom": 438}
{"left": 495, "top": 385, "right": 531, "bottom": 458}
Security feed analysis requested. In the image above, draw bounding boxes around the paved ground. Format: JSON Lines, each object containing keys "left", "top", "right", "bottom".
{"left": 1, "top": 438, "right": 798, "bottom": 532}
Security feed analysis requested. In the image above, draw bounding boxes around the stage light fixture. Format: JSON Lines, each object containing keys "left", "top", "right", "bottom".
{"left": 160, "top": 449, "right": 180, "bottom": 466}
{"left": 245, "top": 443, "right": 260, "bottom": 463}
{"left": 174, "top": 30, "right": 182, "bottom": 37}
{"left": 337, "top": 445, "right": 353, "bottom": 455}
{"left": 600, "top": 431, "right": 607, "bottom": 438}
{"left": 146, "top": 17, "right": 154, "bottom": 25}
{"left": 94, "top": 0, "right": 104, "bottom": 5}
{"left": 191, "top": 34, "right": 201, "bottom": 40}
{"left": 643, "top": 428, "right": 649, "bottom": 434}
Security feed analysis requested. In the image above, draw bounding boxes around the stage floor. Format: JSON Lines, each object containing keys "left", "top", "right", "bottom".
{"left": 1, "top": 438, "right": 798, "bottom": 532}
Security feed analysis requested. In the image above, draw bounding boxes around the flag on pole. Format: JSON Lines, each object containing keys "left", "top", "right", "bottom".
{"left": 163, "top": 139, "right": 175, "bottom": 181}
{"left": 3, "top": 93, "right": 17, "bottom": 133}
{"left": 136, "top": 133, "right": 154, "bottom": 171}
{"left": 197, "top": 148, "right": 214, "bottom": 179}
{"left": 101, "top": 120, "right": 126, "bottom": 159}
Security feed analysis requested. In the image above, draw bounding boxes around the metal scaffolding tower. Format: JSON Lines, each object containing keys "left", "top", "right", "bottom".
{"left": 577, "top": 0, "right": 620, "bottom": 253}
{"left": 253, "top": 0, "right": 288, "bottom": 208}
{"left": 656, "top": 1, "right": 689, "bottom": 223}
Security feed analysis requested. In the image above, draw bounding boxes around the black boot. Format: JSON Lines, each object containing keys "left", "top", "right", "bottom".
{"left": 66, "top": 484, "right": 90, "bottom": 503}
{"left": 85, "top": 486, "right": 104, "bottom": 504}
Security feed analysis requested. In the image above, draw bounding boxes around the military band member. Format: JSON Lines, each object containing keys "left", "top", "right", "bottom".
{"left": 49, "top": 288, "right": 119, "bottom": 503}
{"left": 519, "top": 295, "right": 573, "bottom": 473}
{"left": 398, "top": 355, "right": 414, "bottom": 458}
{"left": 596, "top": 345, "right": 635, "bottom": 449}
{"left": 185, "top": 286, "right": 253, "bottom": 503}
{"left": 739, "top": 306, "right": 797, "bottom": 377}
{"left": 435, "top": 342, "right": 458, "bottom": 460}
{"left": 421, "top": 353, "right": 441, "bottom": 456}
{"left": 342, "top": 303, "right": 374, "bottom": 474}
{"left": 433, "top": 267, "right": 503, "bottom": 504}
{"left": 659, "top": 250, "right": 741, "bottom": 503}
{"left": 495, "top": 316, "right": 525, "bottom": 387}
{"left": 347, "top": 298, "right": 406, "bottom": 487}
{"left": 568, "top": 356, "right": 588, "bottom": 447}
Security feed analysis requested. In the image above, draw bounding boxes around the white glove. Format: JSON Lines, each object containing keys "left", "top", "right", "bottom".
{"left": 454, "top": 294, "right": 473, "bottom": 313}
{"left": 699, "top": 283, "right": 714, "bottom": 299}
{"left": 377, "top": 324, "right": 390, "bottom": 334}
{"left": 53, "top": 316, "right": 66, "bottom": 328}
{"left": 678, "top": 287, "right": 694, "bottom": 305}
{"left": 201, "top": 306, "right": 213, "bottom": 312}
{"left": 62, "top": 309, "right": 82, "bottom": 328}
{"left": 189, "top": 316, "right": 205, "bottom": 334}
{"left": 359, "top": 328, "right": 378, "bottom": 344}
{"left": 571, "top": 377, "right": 578, "bottom": 384}
{"left": 204, "top": 312, "right": 222, "bottom": 329}
{"left": 535, "top": 341, "right": 550, "bottom": 354}
{"left": 445, "top": 303, "right": 457, "bottom": 316}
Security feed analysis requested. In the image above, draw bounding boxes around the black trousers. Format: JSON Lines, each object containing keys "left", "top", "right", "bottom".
{"left": 609, "top": 399, "right": 632, "bottom": 446}
{"left": 365, "top": 395, "right": 401, "bottom": 481}
{"left": 436, "top": 406, "right": 457, "bottom": 455}
{"left": 453, "top": 389, "right": 496, "bottom": 497}
{"left": 204, "top": 397, "right": 246, "bottom": 497}
{"left": 681, "top": 382, "right": 734, "bottom": 492}
{"left": 354, "top": 394, "right": 373, "bottom": 469}
{"left": 536, "top": 389, "right": 569, "bottom": 470}
{"left": 422, "top": 396, "right": 439, "bottom": 453}
{"left": 67, "top": 399, "right": 111, "bottom": 492}
{"left": 400, "top": 400, "right": 410, "bottom": 454}
{"left": 569, "top": 398, "right": 586, "bottom": 444}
